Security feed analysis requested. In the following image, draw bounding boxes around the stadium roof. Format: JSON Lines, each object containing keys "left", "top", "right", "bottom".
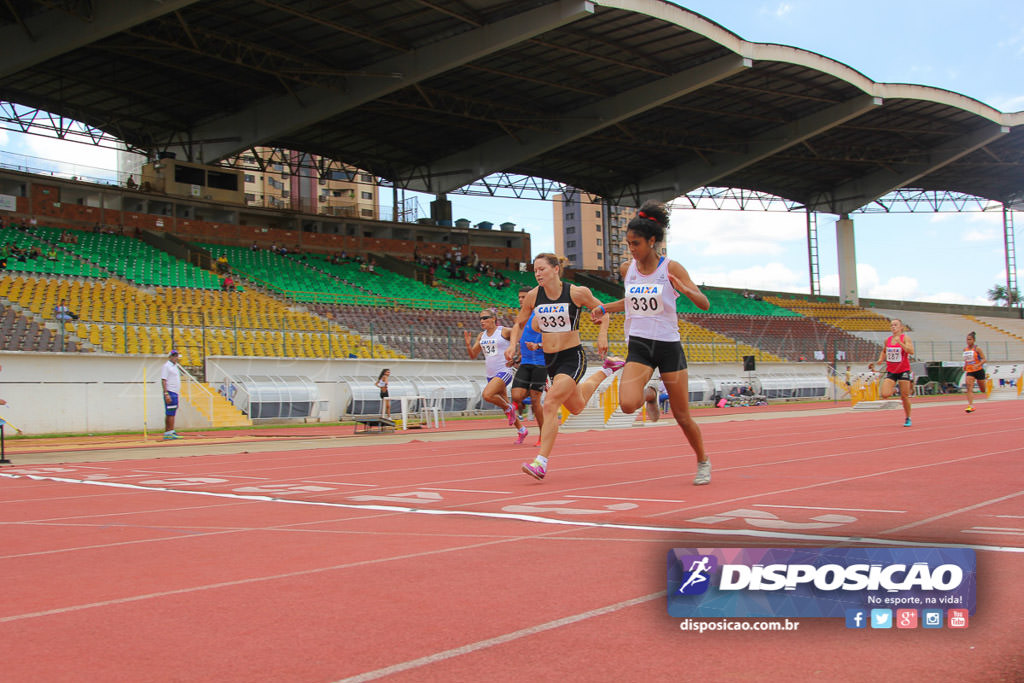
{"left": 1, "top": 0, "right": 1022, "bottom": 213}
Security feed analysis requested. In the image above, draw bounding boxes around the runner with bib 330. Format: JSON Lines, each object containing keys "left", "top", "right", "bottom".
{"left": 591, "top": 200, "right": 712, "bottom": 485}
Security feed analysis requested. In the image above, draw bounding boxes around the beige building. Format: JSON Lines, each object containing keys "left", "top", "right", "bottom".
{"left": 553, "top": 192, "right": 632, "bottom": 274}
{"left": 231, "top": 147, "right": 378, "bottom": 219}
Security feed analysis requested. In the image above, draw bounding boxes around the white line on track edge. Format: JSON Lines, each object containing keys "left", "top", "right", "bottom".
{"left": 2, "top": 471, "right": 1022, "bottom": 554}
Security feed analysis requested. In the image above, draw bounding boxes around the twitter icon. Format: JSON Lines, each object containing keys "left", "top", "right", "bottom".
{"left": 870, "top": 609, "right": 893, "bottom": 629}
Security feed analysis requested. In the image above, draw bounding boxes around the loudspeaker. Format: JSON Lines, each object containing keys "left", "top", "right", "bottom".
{"left": 743, "top": 355, "right": 756, "bottom": 372}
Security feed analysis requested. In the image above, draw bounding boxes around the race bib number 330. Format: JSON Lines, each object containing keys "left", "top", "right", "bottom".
{"left": 627, "top": 283, "right": 663, "bottom": 316}
{"left": 535, "top": 303, "right": 571, "bottom": 332}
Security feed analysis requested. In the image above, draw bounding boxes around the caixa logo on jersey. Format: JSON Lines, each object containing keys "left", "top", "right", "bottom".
{"left": 666, "top": 548, "right": 976, "bottom": 618}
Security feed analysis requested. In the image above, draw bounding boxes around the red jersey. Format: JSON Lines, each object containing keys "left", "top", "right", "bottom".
{"left": 885, "top": 335, "right": 910, "bottom": 373}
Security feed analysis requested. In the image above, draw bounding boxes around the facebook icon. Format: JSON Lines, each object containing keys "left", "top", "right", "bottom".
{"left": 845, "top": 609, "right": 867, "bottom": 629}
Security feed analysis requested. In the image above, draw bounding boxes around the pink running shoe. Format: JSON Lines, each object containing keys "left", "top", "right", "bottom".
{"left": 602, "top": 356, "right": 626, "bottom": 373}
{"left": 504, "top": 404, "right": 516, "bottom": 426}
{"left": 521, "top": 459, "right": 547, "bottom": 480}
{"left": 515, "top": 428, "right": 528, "bottom": 445}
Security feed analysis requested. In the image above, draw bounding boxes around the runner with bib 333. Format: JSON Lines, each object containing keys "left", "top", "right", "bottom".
{"left": 506, "top": 253, "right": 625, "bottom": 480}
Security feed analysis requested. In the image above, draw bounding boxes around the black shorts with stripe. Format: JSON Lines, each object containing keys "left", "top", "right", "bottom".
{"left": 626, "top": 336, "right": 688, "bottom": 373}
{"left": 543, "top": 346, "right": 587, "bottom": 383}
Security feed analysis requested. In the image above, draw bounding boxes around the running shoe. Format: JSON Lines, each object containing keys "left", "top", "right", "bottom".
{"left": 602, "top": 356, "right": 626, "bottom": 373}
{"left": 504, "top": 404, "right": 516, "bottom": 426}
{"left": 903, "top": 418, "right": 912, "bottom": 427}
{"left": 162, "top": 433, "right": 182, "bottom": 440}
{"left": 515, "top": 428, "right": 528, "bottom": 445}
{"left": 534, "top": 437, "right": 542, "bottom": 447}
{"left": 522, "top": 459, "right": 547, "bottom": 480}
{"left": 965, "top": 406, "right": 975, "bottom": 413}
{"left": 693, "top": 460, "right": 711, "bottom": 486}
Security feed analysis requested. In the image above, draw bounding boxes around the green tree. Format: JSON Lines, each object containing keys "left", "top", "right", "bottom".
{"left": 988, "top": 284, "right": 1021, "bottom": 306}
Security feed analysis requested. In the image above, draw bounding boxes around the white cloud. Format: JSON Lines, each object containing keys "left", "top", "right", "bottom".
{"left": 667, "top": 208, "right": 804, "bottom": 259}
{"left": 774, "top": 3, "right": 793, "bottom": 18}
{"left": 962, "top": 229, "right": 998, "bottom": 242}
{"left": 689, "top": 261, "right": 805, "bottom": 292}
{"left": 17, "top": 129, "right": 118, "bottom": 182}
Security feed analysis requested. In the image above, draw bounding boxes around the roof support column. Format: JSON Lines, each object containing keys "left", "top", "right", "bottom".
{"left": 431, "top": 194, "right": 452, "bottom": 227}
{"left": 835, "top": 214, "right": 858, "bottom": 306}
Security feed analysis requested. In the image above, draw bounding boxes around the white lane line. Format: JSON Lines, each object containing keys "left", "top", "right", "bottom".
{"left": 333, "top": 592, "right": 663, "bottom": 683}
{"left": 572, "top": 495, "right": 686, "bottom": 503}
{"left": 962, "top": 529, "right": 1024, "bottom": 536}
{"left": 0, "top": 534, "right": 536, "bottom": 624}
{"left": 422, "top": 487, "right": 512, "bottom": 494}
{"left": 754, "top": 504, "right": 905, "bottom": 514}
{"left": 2, "top": 471, "right": 1023, "bottom": 554}
{"left": 882, "top": 491, "right": 1024, "bottom": 534}
{"left": 304, "top": 481, "right": 378, "bottom": 487}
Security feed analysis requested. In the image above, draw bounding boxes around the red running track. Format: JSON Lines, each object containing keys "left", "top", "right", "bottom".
{"left": 1, "top": 400, "right": 1021, "bottom": 681}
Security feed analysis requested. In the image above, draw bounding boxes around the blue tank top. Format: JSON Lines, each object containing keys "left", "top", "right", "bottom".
{"left": 520, "top": 311, "right": 544, "bottom": 365}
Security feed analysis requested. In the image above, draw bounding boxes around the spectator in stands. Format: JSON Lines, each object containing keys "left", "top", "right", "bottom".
{"left": 962, "top": 331, "right": 987, "bottom": 413}
{"left": 216, "top": 255, "right": 230, "bottom": 274}
{"left": 46, "top": 247, "right": 58, "bottom": 262}
{"left": 376, "top": 369, "right": 391, "bottom": 419}
{"left": 508, "top": 254, "right": 624, "bottom": 481}
{"left": 160, "top": 350, "right": 183, "bottom": 440}
{"left": 250, "top": 241, "right": 259, "bottom": 251}
{"left": 869, "top": 318, "right": 915, "bottom": 427}
{"left": 54, "top": 299, "right": 76, "bottom": 322}
{"left": 588, "top": 200, "right": 711, "bottom": 486}
{"left": 126, "top": 174, "right": 137, "bottom": 189}
{"left": 367, "top": 257, "right": 376, "bottom": 274}
{"left": 222, "top": 275, "right": 236, "bottom": 292}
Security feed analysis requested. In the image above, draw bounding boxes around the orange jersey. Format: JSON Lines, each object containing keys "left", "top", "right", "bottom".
{"left": 963, "top": 346, "right": 984, "bottom": 372}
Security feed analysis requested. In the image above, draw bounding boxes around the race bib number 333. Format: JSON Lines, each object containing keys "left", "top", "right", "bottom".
{"left": 535, "top": 303, "right": 571, "bottom": 332}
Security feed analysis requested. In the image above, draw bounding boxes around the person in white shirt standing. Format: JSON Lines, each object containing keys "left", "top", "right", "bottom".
{"left": 594, "top": 201, "right": 712, "bottom": 485}
{"left": 160, "top": 350, "right": 183, "bottom": 440}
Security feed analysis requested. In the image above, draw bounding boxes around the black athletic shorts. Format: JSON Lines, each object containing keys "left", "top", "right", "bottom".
{"left": 626, "top": 336, "right": 688, "bottom": 373}
{"left": 966, "top": 369, "right": 986, "bottom": 381}
{"left": 886, "top": 371, "right": 912, "bottom": 383}
{"left": 543, "top": 346, "right": 587, "bottom": 383}
{"left": 512, "top": 364, "right": 547, "bottom": 391}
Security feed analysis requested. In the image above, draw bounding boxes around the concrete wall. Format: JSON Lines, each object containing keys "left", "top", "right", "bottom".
{"left": 0, "top": 351, "right": 210, "bottom": 435}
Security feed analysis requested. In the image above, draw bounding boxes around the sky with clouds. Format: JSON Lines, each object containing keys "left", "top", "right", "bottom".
{"left": 1, "top": 1, "right": 1020, "bottom": 305}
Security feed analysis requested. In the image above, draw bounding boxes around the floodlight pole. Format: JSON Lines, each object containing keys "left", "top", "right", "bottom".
{"left": 1004, "top": 205, "right": 1017, "bottom": 309}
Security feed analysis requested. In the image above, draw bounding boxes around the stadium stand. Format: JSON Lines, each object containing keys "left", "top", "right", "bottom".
{"left": 682, "top": 314, "right": 881, "bottom": 362}
{"left": 764, "top": 295, "right": 892, "bottom": 331}
{"left": 872, "top": 308, "right": 1024, "bottom": 361}
{"left": 30, "top": 226, "right": 219, "bottom": 288}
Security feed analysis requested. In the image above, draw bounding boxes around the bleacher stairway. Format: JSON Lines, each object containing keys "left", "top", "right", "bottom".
{"left": 180, "top": 381, "right": 252, "bottom": 428}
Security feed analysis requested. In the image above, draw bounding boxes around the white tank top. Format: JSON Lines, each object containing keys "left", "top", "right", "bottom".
{"left": 624, "top": 257, "right": 680, "bottom": 342}
{"left": 480, "top": 326, "right": 511, "bottom": 378}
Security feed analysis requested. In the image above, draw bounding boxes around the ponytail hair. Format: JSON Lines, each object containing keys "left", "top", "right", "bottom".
{"left": 627, "top": 200, "right": 669, "bottom": 243}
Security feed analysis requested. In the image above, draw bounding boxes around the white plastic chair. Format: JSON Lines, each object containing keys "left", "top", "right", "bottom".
{"left": 426, "top": 388, "right": 446, "bottom": 428}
